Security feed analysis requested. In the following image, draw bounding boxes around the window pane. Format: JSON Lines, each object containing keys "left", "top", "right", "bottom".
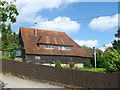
{"left": 58, "top": 46, "right": 62, "bottom": 49}
{"left": 35, "top": 56, "right": 41, "bottom": 60}
{"left": 45, "top": 45, "right": 54, "bottom": 49}
{"left": 38, "top": 56, "right": 41, "bottom": 59}
{"left": 58, "top": 46, "right": 70, "bottom": 50}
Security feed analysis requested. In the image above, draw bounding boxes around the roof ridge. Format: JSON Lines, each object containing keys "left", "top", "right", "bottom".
{"left": 20, "top": 27, "right": 65, "bottom": 33}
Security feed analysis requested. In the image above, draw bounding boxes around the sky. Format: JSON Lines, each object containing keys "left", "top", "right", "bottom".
{"left": 9, "top": 0, "right": 119, "bottom": 51}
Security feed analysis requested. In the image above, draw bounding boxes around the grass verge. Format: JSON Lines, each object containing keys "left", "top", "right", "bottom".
{"left": 79, "top": 68, "right": 106, "bottom": 72}
{"left": 0, "top": 55, "right": 10, "bottom": 59}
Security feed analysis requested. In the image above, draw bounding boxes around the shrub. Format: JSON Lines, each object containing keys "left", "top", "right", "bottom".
{"left": 69, "top": 62, "right": 75, "bottom": 69}
{"left": 84, "top": 61, "right": 92, "bottom": 68}
{"left": 74, "top": 66, "right": 79, "bottom": 70}
{"left": 55, "top": 60, "right": 62, "bottom": 68}
{"left": 10, "top": 51, "right": 16, "bottom": 59}
{"left": 103, "top": 48, "right": 120, "bottom": 72}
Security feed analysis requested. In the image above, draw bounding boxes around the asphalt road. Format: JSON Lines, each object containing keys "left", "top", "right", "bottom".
{"left": 1, "top": 73, "right": 63, "bottom": 88}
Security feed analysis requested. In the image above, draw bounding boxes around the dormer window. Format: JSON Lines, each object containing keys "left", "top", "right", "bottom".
{"left": 58, "top": 46, "right": 70, "bottom": 50}
{"left": 45, "top": 45, "right": 54, "bottom": 49}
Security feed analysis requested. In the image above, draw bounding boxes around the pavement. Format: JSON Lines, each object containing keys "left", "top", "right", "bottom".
{"left": 0, "top": 73, "right": 64, "bottom": 88}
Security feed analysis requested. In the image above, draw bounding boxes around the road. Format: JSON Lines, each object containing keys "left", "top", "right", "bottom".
{"left": 1, "top": 73, "right": 63, "bottom": 88}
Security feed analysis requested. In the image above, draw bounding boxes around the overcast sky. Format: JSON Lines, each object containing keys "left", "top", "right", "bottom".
{"left": 10, "top": 0, "right": 119, "bottom": 51}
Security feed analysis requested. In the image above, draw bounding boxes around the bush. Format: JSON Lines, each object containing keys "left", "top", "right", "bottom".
{"left": 103, "top": 48, "right": 120, "bottom": 72}
{"left": 74, "top": 66, "right": 79, "bottom": 70}
{"left": 55, "top": 60, "right": 62, "bottom": 68}
{"left": 10, "top": 51, "right": 16, "bottom": 59}
{"left": 84, "top": 61, "right": 92, "bottom": 68}
{"left": 69, "top": 62, "right": 75, "bottom": 68}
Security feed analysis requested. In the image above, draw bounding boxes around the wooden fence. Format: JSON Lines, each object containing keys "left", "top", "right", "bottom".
{"left": 2, "top": 59, "right": 120, "bottom": 89}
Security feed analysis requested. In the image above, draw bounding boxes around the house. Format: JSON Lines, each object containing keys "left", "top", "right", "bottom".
{"left": 19, "top": 27, "right": 92, "bottom": 65}
{"left": 102, "top": 47, "right": 113, "bottom": 56}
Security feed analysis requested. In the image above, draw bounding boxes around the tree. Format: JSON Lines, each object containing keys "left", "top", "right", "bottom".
{"left": 7, "top": 32, "right": 19, "bottom": 59}
{"left": 0, "top": 0, "right": 19, "bottom": 23}
{"left": 0, "top": 37, "right": 2, "bottom": 51}
{"left": 112, "top": 29, "right": 120, "bottom": 54}
{"left": 0, "top": 0, "right": 19, "bottom": 58}
{"left": 81, "top": 45, "right": 92, "bottom": 50}
{"left": 103, "top": 48, "right": 120, "bottom": 72}
{"left": 1, "top": 23, "right": 12, "bottom": 51}
{"left": 11, "top": 32, "right": 19, "bottom": 44}
{"left": 83, "top": 61, "right": 92, "bottom": 68}
{"left": 91, "top": 49, "right": 105, "bottom": 68}
{"left": 7, "top": 43, "right": 19, "bottom": 59}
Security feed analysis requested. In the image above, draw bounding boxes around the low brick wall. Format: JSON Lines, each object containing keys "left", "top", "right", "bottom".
{"left": 2, "top": 59, "right": 120, "bottom": 89}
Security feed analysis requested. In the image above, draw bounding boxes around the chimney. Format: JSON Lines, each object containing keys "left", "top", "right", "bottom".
{"left": 34, "top": 23, "right": 37, "bottom": 36}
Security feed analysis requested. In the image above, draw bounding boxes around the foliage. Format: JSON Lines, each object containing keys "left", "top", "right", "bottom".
{"left": 55, "top": 60, "right": 62, "bottom": 68}
{"left": 64, "top": 66, "right": 70, "bottom": 69}
{"left": 0, "top": 55, "right": 10, "bottom": 60}
{"left": 6, "top": 43, "right": 19, "bottom": 59}
{"left": 0, "top": 37, "right": 2, "bottom": 51}
{"left": 11, "top": 32, "right": 19, "bottom": 44}
{"left": 112, "top": 29, "right": 120, "bottom": 54}
{"left": 91, "top": 50, "right": 105, "bottom": 68}
{"left": 69, "top": 62, "right": 75, "bottom": 68}
{"left": 83, "top": 61, "right": 92, "bottom": 68}
{"left": 81, "top": 45, "right": 92, "bottom": 50}
{"left": 103, "top": 48, "right": 120, "bottom": 72}
{"left": 1, "top": 23, "right": 12, "bottom": 51}
{"left": 2, "top": 31, "right": 19, "bottom": 59}
{"left": 79, "top": 68, "right": 105, "bottom": 72}
{"left": 0, "top": 0, "right": 19, "bottom": 23}
{"left": 0, "top": 0, "right": 19, "bottom": 59}
{"left": 74, "top": 66, "right": 79, "bottom": 70}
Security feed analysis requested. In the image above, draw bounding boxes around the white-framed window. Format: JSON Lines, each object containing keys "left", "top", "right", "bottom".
{"left": 35, "top": 56, "right": 41, "bottom": 60}
{"left": 44, "top": 45, "right": 54, "bottom": 49}
{"left": 58, "top": 46, "right": 70, "bottom": 50}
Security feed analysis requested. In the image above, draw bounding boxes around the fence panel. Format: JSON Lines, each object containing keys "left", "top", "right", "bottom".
{"left": 2, "top": 59, "right": 119, "bottom": 88}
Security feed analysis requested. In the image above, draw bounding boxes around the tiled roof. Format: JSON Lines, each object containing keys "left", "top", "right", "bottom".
{"left": 20, "top": 27, "right": 92, "bottom": 57}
